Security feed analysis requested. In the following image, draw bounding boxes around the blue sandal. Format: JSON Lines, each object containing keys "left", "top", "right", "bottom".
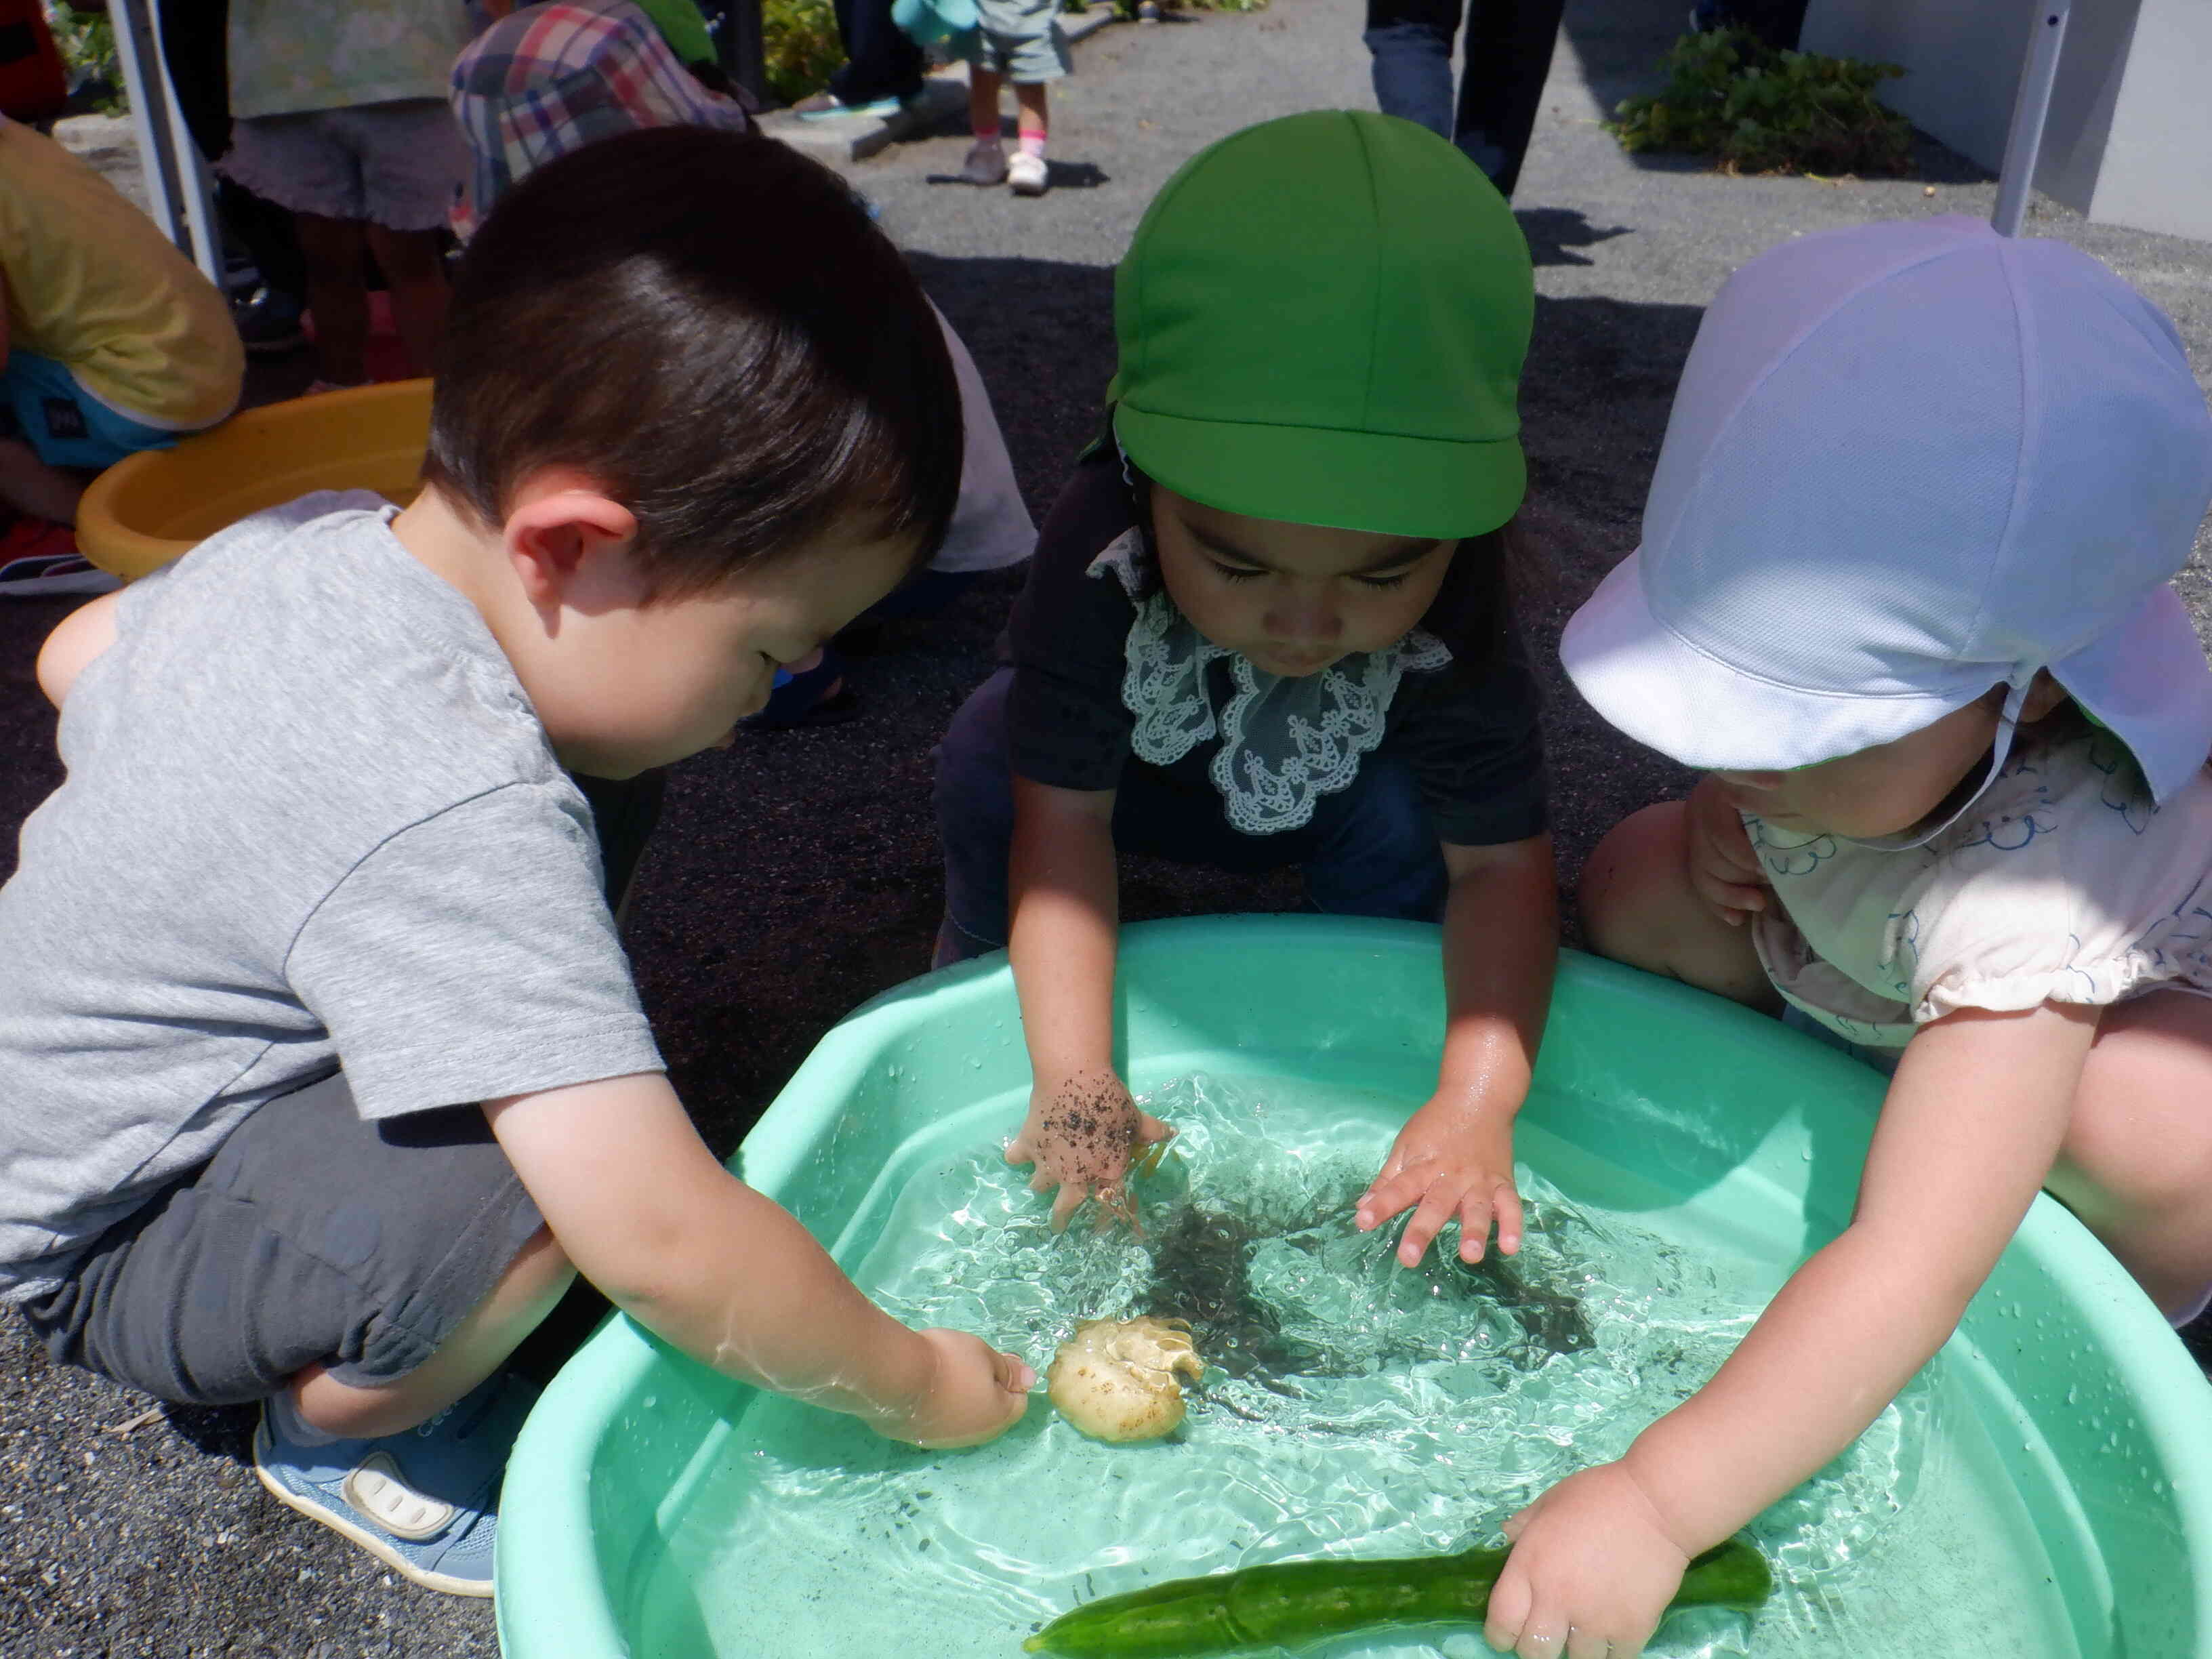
{"left": 744, "top": 648, "right": 859, "bottom": 731}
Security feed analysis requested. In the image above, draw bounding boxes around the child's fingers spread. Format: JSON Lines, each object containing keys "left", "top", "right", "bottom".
{"left": 1492, "top": 1181, "right": 1526, "bottom": 1256}
{"left": 1483, "top": 1564, "right": 1534, "bottom": 1655}
{"left": 1455, "top": 1189, "right": 1497, "bottom": 1263}
{"left": 1515, "top": 1615, "right": 1572, "bottom": 1658}
{"left": 1048, "top": 1181, "right": 1090, "bottom": 1233}
{"left": 1353, "top": 1165, "right": 1422, "bottom": 1231}
{"left": 1397, "top": 1184, "right": 1464, "bottom": 1267}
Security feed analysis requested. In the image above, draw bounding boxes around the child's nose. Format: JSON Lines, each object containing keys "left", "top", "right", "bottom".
{"left": 1265, "top": 592, "right": 1343, "bottom": 643}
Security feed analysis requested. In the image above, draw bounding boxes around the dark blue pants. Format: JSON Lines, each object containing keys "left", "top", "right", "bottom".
{"left": 934, "top": 668, "right": 1448, "bottom": 960}
{"left": 1362, "top": 0, "right": 1565, "bottom": 198}
{"left": 827, "top": 0, "right": 926, "bottom": 105}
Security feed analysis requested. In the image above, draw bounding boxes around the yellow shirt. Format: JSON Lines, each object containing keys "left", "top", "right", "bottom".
{"left": 0, "top": 119, "right": 243, "bottom": 430}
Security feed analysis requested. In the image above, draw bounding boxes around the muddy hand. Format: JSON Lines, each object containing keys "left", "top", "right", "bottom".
{"left": 1007, "top": 1066, "right": 1174, "bottom": 1234}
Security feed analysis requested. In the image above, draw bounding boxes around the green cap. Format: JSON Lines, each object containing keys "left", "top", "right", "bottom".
{"left": 1109, "top": 110, "right": 1532, "bottom": 541}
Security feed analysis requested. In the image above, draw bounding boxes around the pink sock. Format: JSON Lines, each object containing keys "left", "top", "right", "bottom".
{"left": 1018, "top": 128, "right": 1047, "bottom": 159}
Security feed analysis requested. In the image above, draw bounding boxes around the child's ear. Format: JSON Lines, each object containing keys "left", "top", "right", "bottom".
{"left": 2019, "top": 670, "right": 2070, "bottom": 724}
{"left": 503, "top": 469, "right": 641, "bottom": 610}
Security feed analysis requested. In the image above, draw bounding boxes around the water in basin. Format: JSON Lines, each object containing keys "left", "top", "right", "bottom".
{"left": 633, "top": 1073, "right": 2087, "bottom": 1657}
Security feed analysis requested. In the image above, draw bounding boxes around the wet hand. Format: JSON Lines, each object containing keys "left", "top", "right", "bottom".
{"left": 1685, "top": 776, "right": 1770, "bottom": 927}
{"left": 1486, "top": 1462, "right": 1694, "bottom": 1659}
{"left": 876, "top": 1328, "right": 1036, "bottom": 1450}
{"left": 1355, "top": 1101, "right": 1521, "bottom": 1267}
{"left": 1008, "top": 1067, "right": 1174, "bottom": 1233}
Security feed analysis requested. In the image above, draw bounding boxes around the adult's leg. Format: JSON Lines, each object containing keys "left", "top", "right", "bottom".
{"left": 1452, "top": 0, "right": 1567, "bottom": 195}
{"left": 1302, "top": 753, "right": 1449, "bottom": 922}
{"left": 828, "top": 0, "right": 927, "bottom": 105}
{"left": 1578, "top": 799, "right": 1778, "bottom": 1008}
{"left": 1363, "top": 0, "right": 1462, "bottom": 145}
{"left": 2045, "top": 989, "right": 2212, "bottom": 1321}
{"left": 293, "top": 213, "right": 373, "bottom": 386}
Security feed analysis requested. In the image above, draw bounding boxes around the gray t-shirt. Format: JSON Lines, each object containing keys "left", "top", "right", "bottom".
{"left": 0, "top": 493, "right": 663, "bottom": 1300}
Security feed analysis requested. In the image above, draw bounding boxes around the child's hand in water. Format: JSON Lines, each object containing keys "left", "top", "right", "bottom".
{"left": 1355, "top": 1099, "right": 1521, "bottom": 1266}
{"left": 868, "top": 1328, "right": 1036, "bottom": 1450}
{"left": 1484, "top": 1460, "right": 1695, "bottom": 1658}
{"left": 1008, "top": 1066, "right": 1174, "bottom": 1233}
{"left": 1685, "top": 775, "right": 1771, "bottom": 926}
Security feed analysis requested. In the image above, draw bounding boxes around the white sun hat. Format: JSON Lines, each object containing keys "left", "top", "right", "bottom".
{"left": 1561, "top": 214, "right": 2212, "bottom": 827}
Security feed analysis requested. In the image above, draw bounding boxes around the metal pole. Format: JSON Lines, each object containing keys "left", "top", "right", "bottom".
{"left": 1992, "top": 0, "right": 2072, "bottom": 237}
{"left": 105, "top": 0, "right": 224, "bottom": 286}
{"left": 152, "top": 0, "right": 228, "bottom": 291}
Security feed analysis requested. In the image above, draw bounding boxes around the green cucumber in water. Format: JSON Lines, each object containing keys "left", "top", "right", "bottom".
{"left": 1023, "top": 1537, "right": 1771, "bottom": 1657}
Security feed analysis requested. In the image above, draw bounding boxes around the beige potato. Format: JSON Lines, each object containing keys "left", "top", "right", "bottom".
{"left": 1046, "top": 1316, "right": 1206, "bottom": 1442}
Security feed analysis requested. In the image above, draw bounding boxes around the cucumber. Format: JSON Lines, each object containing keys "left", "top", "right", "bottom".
{"left": 1022, "top": 1537, "right": 1771, "bottom": 1657}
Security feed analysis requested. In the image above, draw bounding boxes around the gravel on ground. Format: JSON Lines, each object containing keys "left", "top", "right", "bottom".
{"left": 2, "top": 1, "right": 2208, "bottom": 1653}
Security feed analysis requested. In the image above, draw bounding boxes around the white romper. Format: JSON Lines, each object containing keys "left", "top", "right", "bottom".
{"left": 1748, "top": 722, "right": 2212, "bottom": 1052}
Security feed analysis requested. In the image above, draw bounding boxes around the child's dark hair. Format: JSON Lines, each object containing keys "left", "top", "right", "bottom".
{"left": 424, "top": 126, "right": 962, "bottom": 598}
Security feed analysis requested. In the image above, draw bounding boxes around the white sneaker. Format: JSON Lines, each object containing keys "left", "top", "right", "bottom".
{"left": 1008, "top": 150, "right": 1049, "bottom": 196}
{"left": 962, "top": 139, "right": 1008, "bottom": 186}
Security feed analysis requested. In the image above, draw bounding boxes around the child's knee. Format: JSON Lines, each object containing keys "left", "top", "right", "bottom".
{"left": 1578, "top": 800, "right": 1694, "bottom": 964}
{"left": 933, "top": 669, "right": 1017, "bottom": 844}
{"left": 933, "top": 670, "right": 1021, "bottom": 949}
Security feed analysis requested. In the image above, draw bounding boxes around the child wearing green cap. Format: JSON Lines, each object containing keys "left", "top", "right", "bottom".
{"left": 933, "top": 110, "right": 1553, "bottom": 1264}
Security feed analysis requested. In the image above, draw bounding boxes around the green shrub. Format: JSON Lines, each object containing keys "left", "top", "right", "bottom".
{"left": 762, "top": 0, "right": 846, "bottom": 105}
{"left": 1611, "top": 27, "right": 1913, "bottom": 177}
{"left": 47, "top": 3, "right": 125, "bottom": 116}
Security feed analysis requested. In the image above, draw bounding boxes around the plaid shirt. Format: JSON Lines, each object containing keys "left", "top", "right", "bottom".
{"left": 449, "top": 0, "right": 752, "bottom": 238}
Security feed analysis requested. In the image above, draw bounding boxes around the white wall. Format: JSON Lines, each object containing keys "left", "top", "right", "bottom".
{"left": 1801, "top": 0, "right": 2211, "bottom": 243}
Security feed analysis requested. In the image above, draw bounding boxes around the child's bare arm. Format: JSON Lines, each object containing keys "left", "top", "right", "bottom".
{"left": 485, "top": 1072, "right": 1032, "bottom": 1448}
{"left": 1004, "top": 776, "right": 1170, "bottom": 1229}
{"left": 36, "top": 590, "right": 121, "bottom": 708}
{"left": 1357, "top": 833, "right": 1557, "bottom": 1265}
{"left": 1483, "top": 1000, "right": 2097, "bottom": 1658}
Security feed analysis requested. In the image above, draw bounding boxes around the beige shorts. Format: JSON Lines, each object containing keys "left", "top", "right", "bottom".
{"left": 962, "top": 0, "right": 1073, "bottom": 82}
{"left": 219, "top": 99, "right": 466, "bottom": 231}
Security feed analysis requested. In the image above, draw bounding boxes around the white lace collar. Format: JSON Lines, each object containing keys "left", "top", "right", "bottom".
{"left": 1086, "top": 529, "right": 1453, "bottom": 835}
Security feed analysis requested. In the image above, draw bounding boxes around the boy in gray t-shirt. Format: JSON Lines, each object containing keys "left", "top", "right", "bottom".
{"left": 1, "top": 127, "right": 1031, "bottom": 1598}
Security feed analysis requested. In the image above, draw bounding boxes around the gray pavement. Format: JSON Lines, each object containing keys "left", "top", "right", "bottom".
{"left": 2, "top": 1, "right": 2209, "bottom": 1654}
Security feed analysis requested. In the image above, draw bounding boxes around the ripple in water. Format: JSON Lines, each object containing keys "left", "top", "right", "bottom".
{"left": 652, "top": 1076, "right": 2080, "bottom": 1659}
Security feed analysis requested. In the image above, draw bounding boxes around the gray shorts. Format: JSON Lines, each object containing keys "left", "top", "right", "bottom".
{"left": 962, "top": 0, "right": 1072, "bottom": 81}
{"left": 18, "top": 1073, "right": 544, "bottom": 1405}
{"left": 218, "top": 100, "right": 466, "bottom": 231}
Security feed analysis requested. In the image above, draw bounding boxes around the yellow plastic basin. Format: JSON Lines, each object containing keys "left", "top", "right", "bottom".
{"left": 75, "top": 380, "right": 432, "bottom": 580}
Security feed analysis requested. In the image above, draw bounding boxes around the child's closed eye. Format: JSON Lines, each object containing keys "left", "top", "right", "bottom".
{"left": 1356, "top": 571, "right": 1413, "bottom": 590}
{"left": 1209, "top": 561, "right": 1267, "bottom": 584}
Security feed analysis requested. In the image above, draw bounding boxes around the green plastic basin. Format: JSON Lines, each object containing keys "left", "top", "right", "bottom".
{"left": 494, "top": 916, "right": 2212, "bottom": 1656}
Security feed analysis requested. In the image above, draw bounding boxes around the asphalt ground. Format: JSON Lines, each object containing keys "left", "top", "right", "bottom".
{"left": 2, "top": 1, "right": 2209, "bottom": 1654}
